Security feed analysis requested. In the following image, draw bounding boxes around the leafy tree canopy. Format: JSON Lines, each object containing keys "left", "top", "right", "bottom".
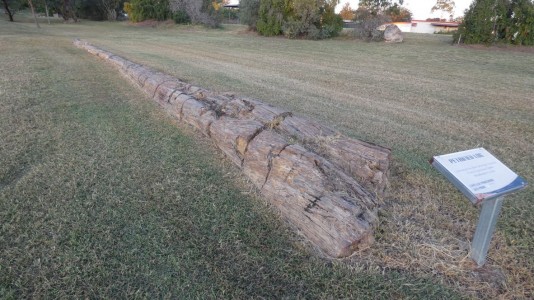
{"left": 454, "top": 0, "right": 534, "bottom": 45}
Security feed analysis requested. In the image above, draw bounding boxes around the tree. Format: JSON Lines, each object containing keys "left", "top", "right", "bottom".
{"left": 454, "top": 0, "right": 534, "bottom": 45}
{"left": 98, "top": 0, "right": 121, "bottom": 20}
{"left": 339, "top": 2, "right": 354, "bottom": 20}
{"left": 506, "top": 0, "right": 534, "bottom": 45}
{"left": 28, "top": 0, "right": 41, "bottom": 28}
{"left": 169, "top": 0, "right": 225, "bottom": 27}
{"left": 2, "top": 0, "right": 19, "bottom": 21}
{"left": 353, "top": 6, "right": 391, "bottom": 40}
{"left": 62, "top": 0, "right": 78, "bottom": 21}
{"left": 239, "top": 0, "right": 260, "bottom": 29}
{"left": 359, "top": 0, "right": 403, "bottom": 13}
{"left": 385, "top": 5, "right": 411, "bottom": 21}
{"left": 256, "top": 0, "right": 287, "bottom": 36}
{"left": 124, "top": 0, "right": 171, "bottom": 22}
{"left": 431, "top": 0, "right": 455, "bottom": 20}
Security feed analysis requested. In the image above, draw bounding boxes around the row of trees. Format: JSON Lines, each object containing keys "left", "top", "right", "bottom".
{"left": 1, "top": 0, "right": 228, "bottom": 23}
{"left": 456, "top": 0, "right": 534, "bottom": 45}
{"left": 238, "top": 0, "right": 413, "bottom": 39}
{"left": 2, "top": 0, "right": 121, "bottom": 22}
{"left": 239, "top": 0, "right": 343, "bottom": 39}
{"left": 121, "top": 0, "right": 227, "bottom": 26}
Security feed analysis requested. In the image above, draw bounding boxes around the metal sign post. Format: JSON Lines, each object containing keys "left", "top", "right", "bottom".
{"left": 470, "top": 196, "right": 504, "bottom": 266}
{"left": 431, "top": 148, "right": 527, "bottom": 267}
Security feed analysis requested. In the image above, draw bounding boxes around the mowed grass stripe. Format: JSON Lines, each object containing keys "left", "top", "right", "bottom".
{"left": 0, "top": 21, "right": 461, "bottom": 298}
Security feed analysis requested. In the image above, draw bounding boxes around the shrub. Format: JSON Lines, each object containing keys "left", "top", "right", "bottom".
{"left": 124, "top": 0, "right": 171, "bottom": 22}
{"left": 220, "top": 7, "right": 239, "bottom": 22}
{"left": 169, "top": 0, "right": 223, "bottom": 27}
{"left": 321, "top": 1, "right": 344, "bottom": 37}
{"left": 173, "top": 9, "right": 189, "bottom": 23}
{"left": 239, "top": 0, "right": 260, "bottom": 29}
{"left": 256, "top": 0, "right": 286, "bottom": 36}
{"left": 352, "top": 7, "right": 391, "bottom": 41}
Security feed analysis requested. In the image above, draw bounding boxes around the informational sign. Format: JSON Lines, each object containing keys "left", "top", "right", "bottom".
{"left": 431, "top": 148, "right": 527, "bottom": 204}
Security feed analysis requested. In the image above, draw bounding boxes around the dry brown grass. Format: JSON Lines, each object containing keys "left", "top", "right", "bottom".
{"left": 3, "top": 19, "right": 533, "bottom": 298}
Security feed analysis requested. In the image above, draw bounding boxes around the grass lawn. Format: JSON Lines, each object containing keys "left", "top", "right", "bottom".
{"left": 1, "top": 16, "right": 533, "bottom": 298}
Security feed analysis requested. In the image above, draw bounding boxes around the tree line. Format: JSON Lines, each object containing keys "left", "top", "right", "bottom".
{"left": 2, "top": 0, "right": 120, "bottom": 21}
{"left": 3, "top": 0, "right": 532, "bottom": 45}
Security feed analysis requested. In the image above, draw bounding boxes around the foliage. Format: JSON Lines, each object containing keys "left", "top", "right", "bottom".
{"left": 282, "top": 0, "right": 321, "bottom": 38}
{"left": 506, "top": 0, "right": 534, "bottom": 45}
{"left": 431, "top": 0, "right": 455, "bottom": 17}
{"left": 98, "top": 0, "right": 122, "bottom": 20}
{"left": 256, "top": 0, "right": 287, "bottom": 36}
{"left": 385, "top": 4, "right": 411, "bottom": 21}
{"left": 256, "top": 0, "right": 342, "bottom": 39}
{"left": 239, "top": 0, "right": 260, "bottom": 29}
{"left": 320, "top": 0, "right": 343, "bottom": 37}
{"left": 172, "top": 9, "right": 189, "bottom": 23}
{"left": 357, "top": 0, "right": 411, "bottom": 22}
{"left": 1, "top": 0, "right": 22, "bottom": 21}
{"left": 123, "top": 0, "right": 170, "bottom": 22}
{"left": 169, "top": 0, "right": 224, "bottom": 27}
{"left": 77, "top": 0, "right": 106, "bottom": 20}
{"left": 62, "top": 0, "right": 78, "bottom": 21}
{"left": 454, "top": 0, "right": 534, "bottom": 45}
{"left": 352, "top": 6, "right": 391, "bottom": 41}
{"left": 339, "top": 2, "right": 354, "bottom": 20}
{"left": 359, "top": 0, "right": 404, "bottom": 13}
{"left": 220, "top": 7, "right": 238, "bottom": 21}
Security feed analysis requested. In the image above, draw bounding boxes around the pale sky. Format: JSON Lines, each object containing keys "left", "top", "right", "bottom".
{"left": 227, "top": 0, "right": 474, "bottom": 20}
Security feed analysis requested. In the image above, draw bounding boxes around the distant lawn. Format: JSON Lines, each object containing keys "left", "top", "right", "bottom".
{"left": 1, "top": 17, "right": 533, "bottom": 298}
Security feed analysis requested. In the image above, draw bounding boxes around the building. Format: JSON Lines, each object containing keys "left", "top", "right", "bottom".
{"left": 410, "top": 20, "right": 459, "bottom": 34}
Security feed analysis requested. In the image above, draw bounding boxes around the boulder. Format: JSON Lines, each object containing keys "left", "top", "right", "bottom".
{"left": 383, "top": 24, "right": 403, "bottom": 43}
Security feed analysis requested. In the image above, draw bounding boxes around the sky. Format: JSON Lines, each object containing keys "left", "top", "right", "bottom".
{"left": 227, "top": 0, "right": 474, "bottom": 20}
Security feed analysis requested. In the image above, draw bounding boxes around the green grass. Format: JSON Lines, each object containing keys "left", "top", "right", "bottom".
{"left": 1, "top": 16, "right": 533, "bottom": 298}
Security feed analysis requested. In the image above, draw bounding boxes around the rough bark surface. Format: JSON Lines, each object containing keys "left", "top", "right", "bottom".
{"left": 73, "top": 39, "right": 392, "bottom": 258}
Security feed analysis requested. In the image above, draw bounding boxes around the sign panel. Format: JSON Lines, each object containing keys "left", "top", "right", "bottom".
{"left": 431, "top": 148, "right": 527, "bottom": 204}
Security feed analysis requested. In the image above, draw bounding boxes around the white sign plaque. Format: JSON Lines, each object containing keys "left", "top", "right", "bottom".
{"left": 431, "top": 148, "right": 527, "bottom": 204}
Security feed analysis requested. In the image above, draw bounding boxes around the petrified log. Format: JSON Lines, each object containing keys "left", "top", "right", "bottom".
{"left": 73, "top": 39, "right": 391, "bottom": 258}
{"left": 243, "top": 131, "right": 377, "bottom": 256}
{"left": 278, "top": 116, "right": 390, "bottom": 199}
{"left": 210, "top": 117, "right": 264, "bottom": 166}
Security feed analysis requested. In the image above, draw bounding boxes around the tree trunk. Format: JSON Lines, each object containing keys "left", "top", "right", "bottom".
{"left": 44, "top": 0, "right": 51, "bottom": 24}
{"left": 2, "top": 0, "right": 14, "bottom": 22}
{"left": 28, "top": 0, "right": 41, "bottom": 28}
{"left": 62, "top": 0, "right": 77, "bottom": 22}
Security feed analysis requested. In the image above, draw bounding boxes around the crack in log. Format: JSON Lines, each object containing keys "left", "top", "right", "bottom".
{"left": 179, "top": 97, "right": 193, "bottom": 120}
{"left": 240, "top": 125, "right": 266, "bottom": 157}
{"left": 241, "top": 99, "right": 255, "bottom": 111}
{"left": 261, "top": 143, "right": 290, "bottom": 190}
{"left": 138, "top": 72, "right": 150, "bottom": 87}
{"left": 204, "top": 120, "right": 213, "bottom": 137}
{"left": 305, "top": 195, "right": 325, "bottom": 213}
{"left": 152, "top": 80, "right": 176, "bottom": 99}
{"left": 265, "top": 111, "right": 292, "bottom": 129}
{"left": 167, "top": 89, "right": 184, "bottom": 104}
{"left": 235, "top": 126, "right": 265, "bottom": 168}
